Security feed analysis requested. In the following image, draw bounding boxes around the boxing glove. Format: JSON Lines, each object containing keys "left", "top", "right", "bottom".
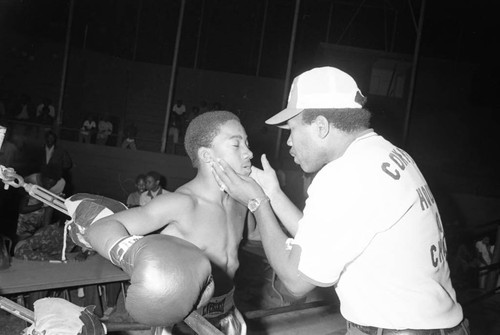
{"left": 64, "top": 193, "right": 128, "bottom": 249}
{"left": 109, "top": 234, "right": 214, "bottom": 326}
{"left": 65, "top": 193, "right": 214, "bottom": 326}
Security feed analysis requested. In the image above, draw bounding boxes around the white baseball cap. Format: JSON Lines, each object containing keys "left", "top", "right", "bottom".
{"left": 266, "top": 66, "right": 364, "bottom": 127}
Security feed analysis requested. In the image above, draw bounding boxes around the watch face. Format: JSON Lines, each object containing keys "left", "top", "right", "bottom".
{"left": 248, "top": 199, "right": 259, "bottom": 212}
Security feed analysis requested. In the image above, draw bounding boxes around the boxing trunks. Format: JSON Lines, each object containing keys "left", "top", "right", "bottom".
{"left": 155, "top": 287, "right": 246, "bottom": 335}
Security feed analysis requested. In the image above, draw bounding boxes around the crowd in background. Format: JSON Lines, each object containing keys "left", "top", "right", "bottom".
{"left": 0, "top": 90, "right": 225, "bottom": 153}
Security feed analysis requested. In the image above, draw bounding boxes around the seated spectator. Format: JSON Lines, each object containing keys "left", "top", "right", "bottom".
{"left": 126, "top": 174, "right": 146, "bottom": 208}
{"left": 36, "top": 98, "right": 56, "bottom": 121}
{"left": 476, "top": 235, "right": 493, "bottom": 289}
{"left": 37, "top": 105, "right": 55, "bottom": 125}
{"left": 139, "top": 171, "right": 169, "bottom": 206}
{"left": 168, "top": 112, "right": 181, "bottom": 145}
{"left": 172, "top": 99, "right": 187, "bottom": 137}
{"left": 79, "top": 114, "right": 96, "bottom": 144}
{"left": 41, "top": 130, "right": 73, "bottom": 196}
{"left": 96, "top": 115, "right": 113, "bottom": 146}
{"left": 0, "top": 127, "right": 19, "bottom": 168}
{"left": 121, "top": 121, "right": 138, "bottom": 150}
{"left": 16, "top": 169, "right": 65, "bottom": 241}
{"left": 14, "top": 220, "right": 79, "bottom": 262}
{"left": 15, "top": 94, "right": 32, "bottom": 120}
{"left": 451, "top": 239, "right": 480, "bottom": 290}
{"left": 13, "top": 220, "right": 86, "bottom": 311}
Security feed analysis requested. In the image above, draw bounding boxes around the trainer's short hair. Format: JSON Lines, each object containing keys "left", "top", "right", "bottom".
{"left": 301, "top": 107, "right": 372, "bottom": 133}
{"left": 184, "top": 111, "right": 240, "bottom": 168}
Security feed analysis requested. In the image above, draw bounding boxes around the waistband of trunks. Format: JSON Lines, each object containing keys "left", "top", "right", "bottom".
{"left": 196, "top": 287, "right": 235, "bottom": 319}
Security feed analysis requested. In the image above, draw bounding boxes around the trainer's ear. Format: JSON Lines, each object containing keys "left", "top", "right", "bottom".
{"left": 314, "top": 115, "right": 330, "bottom": 139}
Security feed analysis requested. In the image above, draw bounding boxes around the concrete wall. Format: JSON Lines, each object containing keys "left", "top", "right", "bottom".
{"left": 61, "top": 140, "right": 196, "bottom": 203}
{"left": 58, "top": 49, "right": 284, "bottom": 152}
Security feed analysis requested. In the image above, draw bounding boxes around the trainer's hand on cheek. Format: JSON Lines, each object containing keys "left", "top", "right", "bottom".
{"left": 251, "top": 154, "right": 281, "bottom": 196}
{"left": 211, "top": 158, "right": 265, "bottom": 206}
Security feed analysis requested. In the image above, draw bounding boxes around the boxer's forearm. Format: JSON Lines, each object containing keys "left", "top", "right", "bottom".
{"left": 267, "top": 187, "right": 302, "bottom": 237}
{"left": 87, "top": 219, "right": 131, "bottom": 260}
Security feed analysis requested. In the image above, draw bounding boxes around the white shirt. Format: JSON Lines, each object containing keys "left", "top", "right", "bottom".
{"left": 81, "top": 120, "right": 96, "bottom": 135}
{"left": 293, "top": 131, "right": 463, "bottom": 329}
{"left": 36, "top": 103, "right": 56, "bottom": 118}
{"left": 475, "top": 240, "right": 491, "bottom": 265}
{"left": 172, "top": 104, "right": 186, "bottom": 115}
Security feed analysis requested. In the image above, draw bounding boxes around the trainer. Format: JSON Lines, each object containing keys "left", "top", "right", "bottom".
{"left": 211, "top": 66, "right": 469, "bottom": 334}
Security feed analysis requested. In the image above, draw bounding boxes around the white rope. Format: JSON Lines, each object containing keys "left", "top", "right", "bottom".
{"left": 61, "top": 220, "right": 71, "bottom": 262}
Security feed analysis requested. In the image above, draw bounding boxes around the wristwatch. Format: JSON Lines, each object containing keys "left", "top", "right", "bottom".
{"left": 248, "top": 196, "right": 270, "bottom": 213}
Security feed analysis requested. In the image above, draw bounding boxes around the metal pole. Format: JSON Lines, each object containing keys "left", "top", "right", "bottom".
{"left": 83, "top": 24, "right": 88, "bottom": 50}
{"left": 336, "top": 0, "right": 367, "bottom": 44}
{"left": 255, "top": 0, "right": 268, "bottom": 76}
{"left": 402, "top": 0, "right": 426, "bottom": 148}
{"left": 194, "top": 0, "right": 206, "bottom": 69}
{"left": 56, "top": 0, "right": 75, "bottom": 128}
{"left": 274, "top": 0, "right": 301, "bottom": 161}
{"left": 390, "top": 10, "right": 398, "bottom": 53}
{"left": 132, "top": 0, "right": 143, "bottom": 61}
{"left": 161, "top": 0, "right": 186, "bottom": 153}
{"left": 325, "top": 1, "right": 333, "bottom": 43}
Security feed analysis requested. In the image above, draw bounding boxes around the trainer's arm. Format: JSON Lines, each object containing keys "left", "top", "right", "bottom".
{"left": 250, "top": 154, "right": 302, "bottom": 236}
{"left": 212, "top": 158, "right": 315, "bottom": 297}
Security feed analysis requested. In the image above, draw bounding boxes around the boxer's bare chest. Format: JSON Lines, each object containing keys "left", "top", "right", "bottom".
{"left": 161, "top": 197, "right": 247, "bottom": 277}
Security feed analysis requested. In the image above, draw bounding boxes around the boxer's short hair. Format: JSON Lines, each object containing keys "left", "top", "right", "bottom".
{"left": 184, "top": 111, "right": 240, "bottom": 168}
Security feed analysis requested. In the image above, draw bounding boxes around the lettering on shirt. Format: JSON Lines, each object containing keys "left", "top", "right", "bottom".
{"left": 380, "top": 147, "right": 447, "bottom": 268}
{"left": 430, "top": 212, "right": 447, "bottom": 267}
{"left": 416, "top": 184, "right": 435, "bottom": 210}
{"left": 202, "top": 298, "right": 226, "bottom": 316}
{"left": 381, "top": 148, "right": 415, "bottom": 180}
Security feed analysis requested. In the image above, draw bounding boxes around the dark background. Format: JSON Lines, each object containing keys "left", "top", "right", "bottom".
{"left": 1, "top": 0, "right": 498, "bottom": 80}
{"left": 0, "top": 0, "right": 499, "bottom": 189}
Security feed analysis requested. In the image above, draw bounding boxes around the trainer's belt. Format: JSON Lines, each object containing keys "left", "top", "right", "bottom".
{"left": 347, "top": 319, "right": 469, "bottom": 335}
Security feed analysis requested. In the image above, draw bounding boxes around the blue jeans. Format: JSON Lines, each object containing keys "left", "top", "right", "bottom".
{"left": 345, "top": 319, "right": 470, "bottom": 335}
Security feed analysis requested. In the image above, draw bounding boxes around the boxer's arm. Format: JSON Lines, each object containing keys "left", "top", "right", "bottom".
{"left": 65, "top": 193, "right": 214, "bottom": 327}
{"left": 87, "top": 192, "right": 195, "bottom": 259}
